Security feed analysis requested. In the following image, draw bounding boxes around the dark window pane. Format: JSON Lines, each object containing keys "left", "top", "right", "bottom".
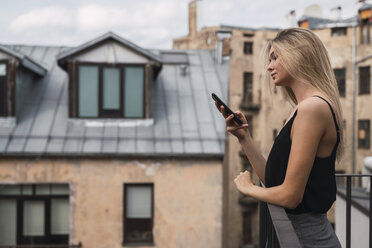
{"left": 243, "top": 72, "right": 253, "bottom": 103}
{"left": 331, "top": 27, "right": 347, "bottom": 37}
{"left": 125, "top": 218, "right": 153, "bottom": 243}
{"left": 359, "top": 66, "right": 370, "bottom": 95}
{"left": 124, "top": 67, "right": 144, "bottom": 118}
{"left": 334, "top": 68, "right": 346, "bottom": 97}
{"left": 78, "top": 65, "right": 99, "bottom": 117}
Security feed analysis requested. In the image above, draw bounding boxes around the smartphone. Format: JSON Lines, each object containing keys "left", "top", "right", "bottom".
{"left": 211, "top": 93, "right": 243, "bottom": 126}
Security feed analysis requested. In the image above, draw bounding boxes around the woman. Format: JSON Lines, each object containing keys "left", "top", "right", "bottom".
{"left": 215, "top": 28, "right": 343, "bottom": 247}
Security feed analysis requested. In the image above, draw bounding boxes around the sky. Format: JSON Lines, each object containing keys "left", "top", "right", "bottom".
{"left": 0, "top": 0, "right": 361, "bottom": 49}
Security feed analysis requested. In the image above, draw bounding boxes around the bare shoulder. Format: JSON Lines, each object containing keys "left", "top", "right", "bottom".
{"left": 294, "top": 96, "right": 332, "bottom": 129}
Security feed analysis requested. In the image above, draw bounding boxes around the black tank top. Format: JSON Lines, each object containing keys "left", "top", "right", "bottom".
{"left": 265, "top": 95, "right": 340, "bottom": 214}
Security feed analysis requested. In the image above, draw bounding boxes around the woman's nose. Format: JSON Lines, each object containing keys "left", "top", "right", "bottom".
{"left": 267, "top": 63, "right": 273, "bottom": 71}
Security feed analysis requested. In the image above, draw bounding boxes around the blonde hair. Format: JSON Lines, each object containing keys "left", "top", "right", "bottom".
{"left": 263, "top": 27, "right": 344, "bottom": 160}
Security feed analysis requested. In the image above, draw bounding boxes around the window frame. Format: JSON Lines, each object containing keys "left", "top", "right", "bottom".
{"left": 0, "top": 184, "right": 69, "bottom": 246}
{"left": 123, "top": 183, "right": 154, "bottom": 246}
{"left": 359, "top": 66, "right": 370, "bottom": 95}
{"left": 75, "top": 62, "right": 146, "bottom": 119}
{"left": 0, "top": 60, "right": 8, "bottom": 117}
{"left": 358, "top": 119, "right": 370, "bottom": 149}
{"left": 331, "top": 27, "right": 347, "bottom": 37}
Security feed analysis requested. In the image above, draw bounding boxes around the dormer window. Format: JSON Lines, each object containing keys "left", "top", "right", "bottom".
{"left": 77, "top": 64, "right": 144, "bottom": 118}
{"left": 57, "top": 32, "right": 162, "bottom": 120}
{"left": 0, "top": 62, "right": 7, "bottom": 117}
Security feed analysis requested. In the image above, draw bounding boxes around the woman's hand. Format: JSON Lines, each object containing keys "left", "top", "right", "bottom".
{"left": 234, "top": 170, "right": 254, "bottom": 195}
{"left": 214, "top": 101, "right": 250, "bottom": 141}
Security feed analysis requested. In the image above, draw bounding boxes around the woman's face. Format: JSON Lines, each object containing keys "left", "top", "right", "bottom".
{"left": 267, "top": 46, "right": 292, "bottom": 86}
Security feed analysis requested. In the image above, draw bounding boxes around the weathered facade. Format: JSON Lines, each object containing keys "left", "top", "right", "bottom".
{"left": 0, "top": 32, "right": 229, "bottom": 247}
{"left": 174, "top": 1, "right": 372, "bottom": 248}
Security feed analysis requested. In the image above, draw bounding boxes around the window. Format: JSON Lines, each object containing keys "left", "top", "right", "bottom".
{"left": 331, "top": 27, "right": 347, "bottom": 37}
{"left": 359, "top": 66, "right": 370, "bottom": 95}
{"left": 123, "top": 184, "right": 154, "bottom": 245}
{"left": 0, "top": 184, "right": 69, "bottom": 246}
{"left": 243, "top": 42, "right": 253, "bottom": 55}
{"left": 245, "top": 115, "right": 253, "bottom": 138}
{"left": 361, "top": 18, "right": 372, "bottom": 44}
{"left": 0, "top": 62, "right": 7, "bottom": 117}
{"left": 358, "top": 120, "right": 370, "bottom": 149}
{"left": 243, "top": 72, "right": 253, "bottom": 103}
{"left": 334, "top": 68, "right": 346, "bottom": 97}
{"left": 243, "top": 33, "right": 254, "bottom": 38}
{"left": 77, "top": 64, "right": 145, "bottom": 118}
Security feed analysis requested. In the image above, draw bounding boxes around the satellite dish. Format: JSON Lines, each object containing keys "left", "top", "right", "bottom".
{"left": 304, "top": 4, "right": 322, "bottom": 18}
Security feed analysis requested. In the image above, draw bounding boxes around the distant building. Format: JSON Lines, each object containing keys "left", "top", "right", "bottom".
{"left": 0, "top": 32, "right": 229, "bottom": 247}
{"left": 174, "top": 1, "right": 372, "bottom": 247}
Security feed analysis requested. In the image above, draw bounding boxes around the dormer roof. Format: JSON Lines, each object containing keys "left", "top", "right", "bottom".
{"left": 0, "top": 44, "right": 47, "bottom": 76}
{"left": 57, "top": 32, "right": 162, "bottom": 70}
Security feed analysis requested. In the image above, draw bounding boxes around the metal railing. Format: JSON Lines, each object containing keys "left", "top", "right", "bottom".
{"left": 0, "top": 244, "right": 82, "bottom": 248}
{"left": 259, "top": 174, "right": 372, "bottom": 248}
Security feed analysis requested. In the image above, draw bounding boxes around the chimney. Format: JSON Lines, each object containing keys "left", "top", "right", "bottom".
{"left": 216, "top": 30, "right": 231, "bottom": 64}
{"left": 188, "top": 0, "right": 199, "bottom": 37}
{"left": 330, "top": 6, "right": 342, "bottom": 20}
{"left": 286, "top": 10, "right": 297, "bottom": 27}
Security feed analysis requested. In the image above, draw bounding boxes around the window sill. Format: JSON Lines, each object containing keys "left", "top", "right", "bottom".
{"left": 67, "top": 118, "right": 154, "bottom": 127}
{"left": 0, "top": 117, "right": 16, "bottom": 128}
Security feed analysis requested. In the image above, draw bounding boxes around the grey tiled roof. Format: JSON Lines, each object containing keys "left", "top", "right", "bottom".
{"left": 0, "top": 45, "right": 229, "bottom": 157}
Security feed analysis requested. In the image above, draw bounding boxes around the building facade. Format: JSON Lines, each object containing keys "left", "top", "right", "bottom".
{"left": 0, "top": 32, "right": 229, "bottom": 247}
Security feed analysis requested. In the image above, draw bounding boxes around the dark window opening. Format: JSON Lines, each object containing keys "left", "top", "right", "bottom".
{"left": 358, "top": 120, "right": 370, "bottom": 149}
{"left": 242, "top": 211, "right": 253, "bottom": 244}
{"left": 361, "top": 18, "right": 372, "bottom": 44}
{"left": 243, "top": 72, "right": 253, "bottom": 103}
{"left": 243, "top": 33, "right": 254, "bottom": 38}
{"left": 334, "top": 68, "right": 346, "bottom": 97}
{"left": 243, "top": 42, "right": 253, "bottom": 55}
{"left": 331, "top": 27, "right": 347, "bottom": 37}
{"left": 0, "top": 62, "right": 7, "bottom": 117}
{"left": 0, "top": 184, "right": 69, "bottom": 246}
{"left": 123, "top": 184, "right": 154, "bottom": 245}
{"left": 77, "top": 64, "right": 145, "bottom": 118}
{"left": 359, "top": 66, "right": 370, "bottom": 95}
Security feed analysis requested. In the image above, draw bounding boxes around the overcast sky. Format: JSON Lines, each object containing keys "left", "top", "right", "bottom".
{"left": 0, "top": 0, "right": 361, "bottom": 49}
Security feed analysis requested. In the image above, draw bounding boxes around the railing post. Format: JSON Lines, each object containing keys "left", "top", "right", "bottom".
{"left": 346, "top": 176, "right": 351, "bottom": 248}
{"left": 370, "top": 175, "right": 372, "bottom": 248}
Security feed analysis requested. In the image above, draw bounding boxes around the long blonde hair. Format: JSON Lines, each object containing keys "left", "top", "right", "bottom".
{"left": 263, "top": 27, "right": 344, "bottom": 160}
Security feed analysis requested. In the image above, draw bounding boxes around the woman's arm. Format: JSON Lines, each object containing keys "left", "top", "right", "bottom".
{"left": 234, "top": 100, "right": 329, "bottom": 209}
{"left": 215, "top": 102, "right": 267, "bottom": 183}
{"left": 238, "top": 133, "right": 267, "bottom": 183}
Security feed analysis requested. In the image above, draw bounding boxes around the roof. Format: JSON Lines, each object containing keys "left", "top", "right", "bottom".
{"left": 0, "top": 45, "right": 229, "bottom": 157}
{"left": 220, "top": 24, "right": 281, "bottom": 32}
{"left": 0, "top": 44, "right": 47, "bottom": 76}
{"left": 299, "top": 15, "right": 358, "bottom": 29}
{"left": 337, "top": 186, "right": 370, "bottom": 216}
{"left": 57, "top": 32, "right": 162, "bottom": 66}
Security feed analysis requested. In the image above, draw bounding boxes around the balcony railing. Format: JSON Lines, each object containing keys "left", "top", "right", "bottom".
{"left": 259, "top": 174, "right": 372, "bottom": 248}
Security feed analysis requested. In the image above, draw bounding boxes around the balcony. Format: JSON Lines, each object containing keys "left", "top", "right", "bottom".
{"left": 259, "top": 174, "right": 372, "bottom": 248}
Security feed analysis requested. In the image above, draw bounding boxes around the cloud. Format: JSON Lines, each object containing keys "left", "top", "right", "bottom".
{"left": 10, "top": 6, "right": 73, "bottom": 33}
{"left": 77, "top": 4, "right": 127, "bottom": 31}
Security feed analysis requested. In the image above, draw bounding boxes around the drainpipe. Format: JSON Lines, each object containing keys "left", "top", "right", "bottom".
{"left": 351, "top": 23, "right": 356, "bottom": 174}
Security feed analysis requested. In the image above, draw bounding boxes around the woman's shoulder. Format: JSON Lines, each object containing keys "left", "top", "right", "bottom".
{"left": 295, "top": 96, "right": 333, "bottom": 125}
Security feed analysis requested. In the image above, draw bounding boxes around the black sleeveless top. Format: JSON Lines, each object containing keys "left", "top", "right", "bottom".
{"left": 265, "top": 95, "right": 340, "bottom": 214}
